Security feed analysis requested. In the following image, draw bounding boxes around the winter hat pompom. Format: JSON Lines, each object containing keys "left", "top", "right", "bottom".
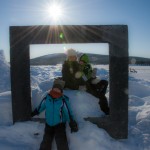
{"left": 66, "top": 48, "right": 77, "bottom": 57}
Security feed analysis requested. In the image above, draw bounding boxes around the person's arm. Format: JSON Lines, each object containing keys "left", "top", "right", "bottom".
{"left": 62, "top": 62, "right": 72, "bottom": 83}
{"left": 31, "top": 96, "right": 47, "bottom": 117}
{"left": 81, "top": 64, "right": 93, "bottom": 81}
{"left": 62, "top": 62, "right": 68, "bottom": 80}
{"left": 63, "top": 95, "right": 78, "bottom": 133}
{"left": 62, "top": 61, "right": 79, "bottom": 89}
{"left": 63, "top": 95, "right": 74, "bottom": 120}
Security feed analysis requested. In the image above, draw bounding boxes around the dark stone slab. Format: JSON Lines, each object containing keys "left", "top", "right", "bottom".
{"left": 10, "top": 25, "right": 128, "bottom": 139}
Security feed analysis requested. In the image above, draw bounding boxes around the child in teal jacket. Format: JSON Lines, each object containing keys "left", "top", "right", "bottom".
{"left": 31, "top": 79, "right": 78, "bottom": 150}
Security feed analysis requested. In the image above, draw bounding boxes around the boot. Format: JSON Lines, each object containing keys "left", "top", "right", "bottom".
{"left": 99, "top": 95, "right": 110, "bottom": 115}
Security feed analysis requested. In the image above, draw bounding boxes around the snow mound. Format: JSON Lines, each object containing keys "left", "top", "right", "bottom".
{"left": 0, "top": 50, "right": 11, "bottom": 92}
{"left": 129, "top": 95, "right": 145, "bottom": 106}
{"left": 129, "top": 81, "right": 150, "bottom": 98}
{"left": 0, "top": 91, "right": 12, "bottom": 125}
{"left": 0, "top": 64, "right": 150, "bottom": 149}
{"left": 136, "top": 106, "right": 150, "bottom": 122}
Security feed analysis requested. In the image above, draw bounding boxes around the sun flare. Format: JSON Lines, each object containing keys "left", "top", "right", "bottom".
{"left": 47, "top": 3, "right": 63, "bottom": 21}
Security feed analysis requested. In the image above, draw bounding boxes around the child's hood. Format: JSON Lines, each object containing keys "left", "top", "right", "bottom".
{"left": 79, "top": 54, "right": 89, "bottom": 64}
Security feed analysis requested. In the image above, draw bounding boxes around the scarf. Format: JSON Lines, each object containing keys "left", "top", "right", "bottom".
{"left": 49, "top": 90, "right": 63, "bottom": 98}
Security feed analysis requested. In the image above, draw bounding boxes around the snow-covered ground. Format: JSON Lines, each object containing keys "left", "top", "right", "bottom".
{"left": 0, "top": 50, "right": 150, "bottom": 150}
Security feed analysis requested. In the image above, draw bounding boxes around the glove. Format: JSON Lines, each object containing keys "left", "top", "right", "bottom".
{"left": 31, "top": 109, "right": 39, "bottom": 117}
{"left": 91, "top": 77, "right": 101, "bottom": 84}
{"left": 69, "top": 120, "right": 78, "bottom": 133}
{"left": 91, "top": 68, "right": 97, "bottom": 78}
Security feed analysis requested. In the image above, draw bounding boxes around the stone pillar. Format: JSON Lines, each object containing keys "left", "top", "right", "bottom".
{"left": 85, "top": 26, "right": 128, "bottom": 139}
{"left": 10, "top": 27, "right": 32, "bottom": 123}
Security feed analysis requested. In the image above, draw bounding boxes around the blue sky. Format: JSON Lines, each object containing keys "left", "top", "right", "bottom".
{"left": 0, "top": 0, "right": 150, "bottom": 61}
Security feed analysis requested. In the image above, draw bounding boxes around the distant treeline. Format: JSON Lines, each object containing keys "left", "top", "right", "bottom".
{"left": 30, "top": 53, "right": 150, "bottom": 65}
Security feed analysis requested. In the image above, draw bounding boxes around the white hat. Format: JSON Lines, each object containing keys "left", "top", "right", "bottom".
{"left": 66, "top": 48, "right": 77, "bottom": 57}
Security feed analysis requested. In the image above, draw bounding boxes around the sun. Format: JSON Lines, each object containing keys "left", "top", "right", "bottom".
{"left": 47, "top": 3, "right": 63, "bottom": 21}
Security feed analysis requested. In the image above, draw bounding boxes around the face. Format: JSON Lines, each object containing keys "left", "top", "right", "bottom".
{"left": 79, "top": 60, "right": 85, "bottom": 65}
{"left": 53, "top": 88, "right": 61, "bottom": 93}
{"left": 68, "top": 56, "right": 77, "bottom": 62}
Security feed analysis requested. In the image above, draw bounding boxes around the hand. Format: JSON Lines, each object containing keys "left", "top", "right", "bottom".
{"left": 91, "top": 68, "right": 97, "bottom": 78}
{"left": 31, "top": 109, "right": 39, "bottom": 117}
{"left": 91, "top": 78, "right": 100, "bottom": 84}
{"left": 69, "top": 120, "right": 78, "bottom": 133}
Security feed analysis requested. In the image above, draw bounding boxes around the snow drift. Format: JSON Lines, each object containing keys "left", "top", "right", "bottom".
{"left": 0, "top": 50, "right": 11, "bottom": 92}
{"left": 0, "top": 51, "right": 150, "bottom": 150}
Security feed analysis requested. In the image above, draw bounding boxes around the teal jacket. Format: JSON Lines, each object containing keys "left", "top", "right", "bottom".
{"left": 35, "top": 94, "right": 74, "bottom": 126}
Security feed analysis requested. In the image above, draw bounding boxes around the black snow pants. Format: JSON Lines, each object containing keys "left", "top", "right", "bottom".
{"left": 39, "top": 123, "right": 69, "bottom": 150}
{"left": 86, "top": 79, "right": 110, "bottom": 115}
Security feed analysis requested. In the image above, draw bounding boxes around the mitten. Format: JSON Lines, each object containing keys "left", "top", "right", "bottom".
{"left": 69, "top": 120, "right": 78, "bottom": 133}
{"left": 91, "top": 77, "right": 101, "bottom": 84}
{"left": 91, "top": 68, "right": 97, "bottom": 78}
{"left": 31, "top": 109, "right": 39, "bottom": 117}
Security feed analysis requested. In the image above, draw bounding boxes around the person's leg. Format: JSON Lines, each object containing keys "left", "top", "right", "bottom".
{"left": 55, "top": 123, "right": 69, "bottom": 150}
{"left": 99, "top": 94, "right": 110, "bottom": 115}
{"left": 96, "top": 80, "right": 108, "bottom": 95}
{"left": 39, "top": 124, "right": 54, "bottom": 150}
{"left": 96, "top": 80, "right": 109, "bottom": 115}
{"left": 86, "top": 80, "right": 109, "bottom": 115}
{"left": 86, "top": 82, "right": 99, "bottom": 98}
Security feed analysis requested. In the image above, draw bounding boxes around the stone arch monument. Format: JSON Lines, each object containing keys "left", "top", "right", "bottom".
{"left": 10, "top": 25, "right": 128, "bottom": 139}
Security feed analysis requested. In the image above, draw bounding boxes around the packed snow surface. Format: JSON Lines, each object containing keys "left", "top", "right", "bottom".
{"left": 0, "top": 50, "right": 150, "bottom": 150}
